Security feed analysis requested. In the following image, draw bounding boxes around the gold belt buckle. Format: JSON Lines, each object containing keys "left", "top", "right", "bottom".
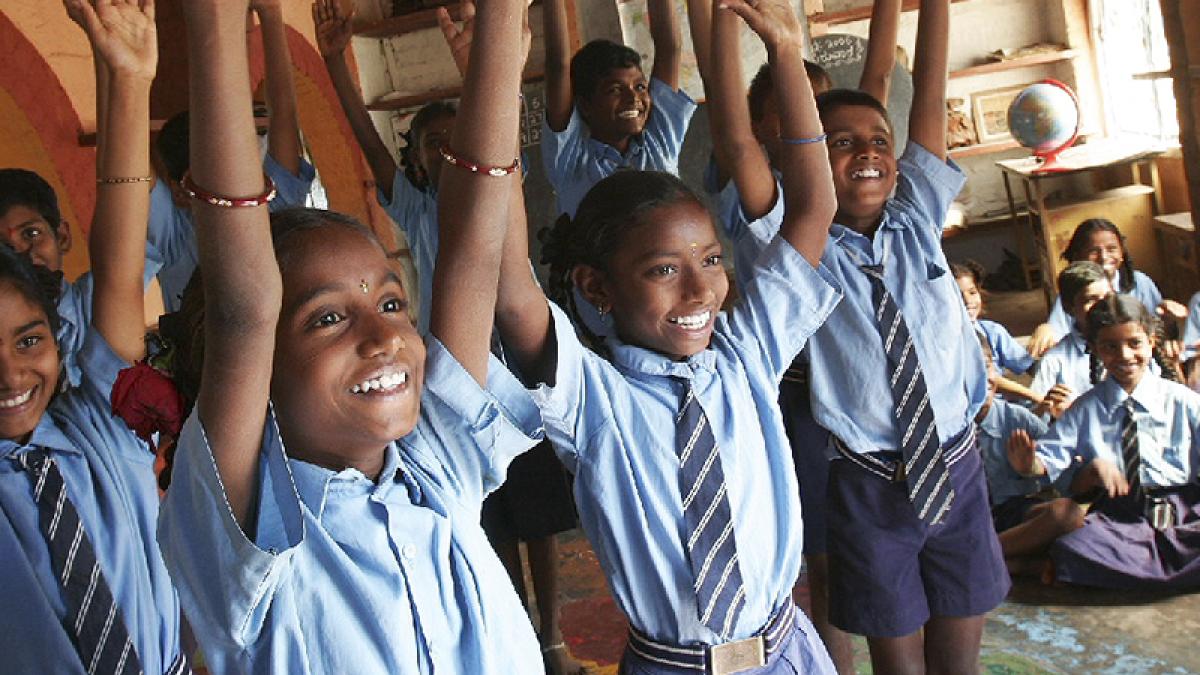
{"left": 708, "top": 635, "right": 766, "bottom": 675}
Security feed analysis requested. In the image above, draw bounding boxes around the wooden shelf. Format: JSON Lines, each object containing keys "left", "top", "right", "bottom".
{"left": 949, "top": 138, "right": 1023, "bottom": 159}
{"left": 367, "top": 72, "right": 545, "bottom": 111}
{"left": 949, "top": 49, "right": 1079, "bottom": 80}
{"left": 355, "top": 0, "right": 540, "bottom": 38}
{"left": 807, "top": 0, "right": 967, "bottom": 26}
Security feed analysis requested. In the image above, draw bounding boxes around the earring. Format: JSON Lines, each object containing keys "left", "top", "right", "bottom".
{"left": 597, "top": 304, "right": 609, "bottom": 317}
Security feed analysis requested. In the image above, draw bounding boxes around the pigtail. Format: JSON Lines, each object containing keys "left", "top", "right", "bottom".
{"left": 398, "top": 127, "right": 428, "bottom": 191}
{"left": 1151, "top": 317, "right": 1182, "bottom": 383}
{"left": 538, "top": 214, "right": 607, "bottom": 355}
{"left": 1088, "top": 349, "right": 1104, "bottom": 386}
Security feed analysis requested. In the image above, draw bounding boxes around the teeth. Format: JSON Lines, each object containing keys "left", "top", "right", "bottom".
{"left": 350, "top": 371, "right": 407, "bottom": 394}
{"left": 0, "top": 389, "right": 33, "bottom": 409}
{"left": 669, "top": 310, "right": 711, "bottom": 330}
{"left": 852, "top": 168, "right": 882, "bottom": 179}
{"left": 618, "top": 110, "right": 640, "bottom": 119}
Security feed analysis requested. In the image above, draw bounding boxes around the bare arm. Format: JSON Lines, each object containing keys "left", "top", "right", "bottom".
{"left": 185, "top": 0, "right": 283, "bottom": 530}
{"left": 543, "top": 0, "right": 573, "bottom": 131}
{"left": 254, "top": 0, "right": 304, "bottom": 176}
{"left": 431, "top": 0, "right": 527, "bottom": 383}
{"left": 859, "top": 0, "right": 900, "bottom": 103}
{"left": 312, "top": 0, "right": 399, "bottom": 200}
{"left": 648, "top": 0, "right": 682, "bottom": 89}
{"left": 722, "top": 0, "right": 834, "bottom": 265}
{"left": 907, "top": 0, "right": 949, "bottom": 158}
{"left": 495, "top": 178, "right": 554, "bottom": 383}
{"left": 709, "top": 2, "right": 775, "bottom": 220}
{"left": 71, "top": 0, "right": 155, "bottom": 363}
{"left": 683, "top": 0, "right": 713, "bottom": 86}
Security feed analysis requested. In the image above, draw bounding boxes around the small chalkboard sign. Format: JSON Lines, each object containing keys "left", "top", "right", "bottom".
{"left": 812, "top": 33, "right": 912, "bottom": 153}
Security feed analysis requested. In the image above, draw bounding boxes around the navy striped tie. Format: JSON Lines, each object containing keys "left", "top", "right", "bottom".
{"left": 860, "top": 265, "right": 955, "bottom": 525}
{"left": 1120, "top": 399, "right": 1143, "bottom": 502}
{"left": 676, "top": 382, "right": 745, "bottom": 638}
{"left": 16, "top": 450, "right": 142, "bottom": 675}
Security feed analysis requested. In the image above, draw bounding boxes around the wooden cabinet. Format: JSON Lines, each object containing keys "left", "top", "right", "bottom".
{"left": 1154, "top": 212, "right": 1199, "bottom": 302}
{"left": 1038, "top": 185, "right": 1158, "bottom": 287}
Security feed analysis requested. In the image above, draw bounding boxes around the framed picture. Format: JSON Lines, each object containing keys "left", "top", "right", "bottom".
{"left": 971, "top": 85, "right": 1028, "bottom": 143}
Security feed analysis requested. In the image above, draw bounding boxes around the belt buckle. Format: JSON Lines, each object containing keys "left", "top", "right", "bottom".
{"left": 708, "top": 635, "right": 765, "bottom": 675}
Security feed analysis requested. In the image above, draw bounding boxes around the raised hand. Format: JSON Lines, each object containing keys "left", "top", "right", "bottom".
{"left": 1034, "top": 383, "right": 1073, "bottom": 419}
{"left": 1005, "top": 429, "right": 1043, "bottom": 477}
{"left": 313, "top": 0, "right": 354, "bottom": 59}
{"left": 1027, "top": 323, "right": 1058, "bottom": 359}
{"left": 437, "top": 0, "right": 476, "bottom": 78}
{"left": 717, "top": 0, "right": 803, "bottom": 51}
{"left": 65, "top": 0, "right": 157, "bottom": 81}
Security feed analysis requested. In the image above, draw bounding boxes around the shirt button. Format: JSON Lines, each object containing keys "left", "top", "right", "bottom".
{"left": 401, "top": 543, "right": 416, "bottom": 560}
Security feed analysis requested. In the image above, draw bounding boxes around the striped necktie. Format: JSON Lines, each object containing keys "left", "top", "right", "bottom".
{"left": 1120, "top": 399, "right": 1143, "bottom": 502}
{"left": 860, "top": 264, "right": 955, "bottom": 525}
{"left": 15, "top": 449, "right": 142, "bottom": 675}
{"left": 676, "top": 381, "right": 745, "bottom": 638}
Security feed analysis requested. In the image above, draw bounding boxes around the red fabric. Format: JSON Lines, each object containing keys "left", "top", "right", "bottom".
{"left": 110, "top": 361, "right": 185, "bottom": 452}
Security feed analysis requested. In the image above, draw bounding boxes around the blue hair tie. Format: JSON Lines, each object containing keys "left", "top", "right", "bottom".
{"left": 780, "top": 133, "right": 828, "bottom": 145}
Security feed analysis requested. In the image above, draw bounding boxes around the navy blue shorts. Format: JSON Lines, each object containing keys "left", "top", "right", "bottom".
{"left": 826, "top": 444, "right": 1010, "bottom": 637}
{"left": 990, "top": 494, "right": 1047, "bottom": 533}
{"left": 779, "top": 377, "right": 832, "bottom": 556}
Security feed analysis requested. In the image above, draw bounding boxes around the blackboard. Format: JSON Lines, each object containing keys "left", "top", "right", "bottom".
{"left": 811, "top": 33, "right": 912, "bottom": 153}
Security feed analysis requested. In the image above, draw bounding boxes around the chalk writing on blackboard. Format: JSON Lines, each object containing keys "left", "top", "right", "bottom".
{"left": 812, "top": 34, "right": 867, "bottom": 69}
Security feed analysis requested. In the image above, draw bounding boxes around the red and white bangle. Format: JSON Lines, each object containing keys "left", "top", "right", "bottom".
{"left": 439, "top": 144, "right": 521, "bottom": 177}
{"left": 180, "top": 171, "right": 277, "bottom": 208}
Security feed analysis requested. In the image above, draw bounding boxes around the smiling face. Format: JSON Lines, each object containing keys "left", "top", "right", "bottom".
{"left": 956, "top": 273, "right": 982, "bottom": 321}
{"left": 1092, "top": 321, "right": 1152, "bottom": 393}
{"left": 577, "top": 200, "right": 728, "bottom": 360}
{"left": 1069, "top": 280, "right": 1113, "bottom": 332}
{"left": 823, "top": 104, "right": 897, "bottom": 235}
{"left": 270, "top": 224, "right": 425, "bottom": 474}
{"left": 0, "top": 205, "right": 69, "bottom": 272}
{"left": 578, "top": 66, "right": 652, "bottom": 149}
{"left": 414, "top": 112, "right": 455, "bottom": 191}
{"left": 0, "top": 281, "right": 59, "bottom": 443}
{"left": 1080, "top": 229, "right": 1124, "bottom": 278}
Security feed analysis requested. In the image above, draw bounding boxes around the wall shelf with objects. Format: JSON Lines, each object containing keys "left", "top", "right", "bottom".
{"left": 948, "top": 49, "right": 1079, "bottom": 80}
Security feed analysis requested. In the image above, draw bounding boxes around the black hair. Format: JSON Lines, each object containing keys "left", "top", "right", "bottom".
{"left": 805, "top": 60, "right": 833, "bottom": 94}
{"left": 0, "top": 169, "right": 63, "bottom": 233}
{"left": 815, "top": 88, "right": 893, "bottom": 135}
{"left": 156, "top": 111, "right": 190, "bottom": 183}
{"left": 1062, "top": 218, "right": 1136, "bottom": 294}
{"left": 950, "top": 260, "right": 986, "bottom": 285}
{"left": 270, "top": 207, "right": 383, "bottom": 272}
{"left": 1057, "top": 260, "right": 1107, "bottom": 313}
{"left": 539, "top": 170, "right": 706, "bottom": 349}
{"left": 400, "top": 101, "right": 458, "bottom": 190}
{"left": 1084, "top": 293, "right": 1178, "bottom": 384}
{"left": 0, "top": 245, "right": 63, "bottom": 340}
{"left": 747, "top": 61, "right": 833, "bottom": 124}
{"left": 570, "top": 39, "right": 643, "bottom": 103}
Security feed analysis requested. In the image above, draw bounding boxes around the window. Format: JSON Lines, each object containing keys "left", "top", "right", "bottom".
{"left": 1091, "top": 0, "right": 1179, "bottom": 142}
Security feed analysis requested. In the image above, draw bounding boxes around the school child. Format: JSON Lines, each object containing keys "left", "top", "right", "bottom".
{"left": 1010, "top": 294, "right": 1200, "bottom": 589}
{"left": 492, "top": 0, "right": 841, "bottom": 671}
{"left": 1031, "top": 261, "right": 1116, "bottom": 417}
{"left": 156, "top": 0, "right": 543, "bottom": 672}
{"left": 0, "top": 1, "right": 186, "bottom": 671}
{"left": 1182, "top": 289, "right": 1200, "bottom": 387}
{"left": 974, "top": 337, "right": 1083, "bottom": 578}
{"left": 951, "top": 261, "right": 1040, "bottom": 406}
{"left": 541, "top": 0, "right": 694, "bottom": 218}
{"left": 1027, "top": 218, "right": 1187, "bottom": 357}
{"left": 149, "top": 0, "right": 316, "bottom": 313}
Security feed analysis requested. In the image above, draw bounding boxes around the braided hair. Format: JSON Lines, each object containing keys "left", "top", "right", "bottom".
{"left": 1084, "top": 293, "right": 1179, "bottom": 385}
{"left": 539, "top": 171, "right": 707, "bottom": 352}
{"left": 400, "top": 101, "right": 457, "bottom": 190}
{"left": 1062, "top": 219, "right": 1136, "bottom": 294}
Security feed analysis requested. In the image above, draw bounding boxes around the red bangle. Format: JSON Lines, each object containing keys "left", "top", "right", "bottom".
{"left": 180, "top": 171, "right": 277, "bottom": 208}
{"left": 439, "top": 144, "right": 520, "bottom": 177}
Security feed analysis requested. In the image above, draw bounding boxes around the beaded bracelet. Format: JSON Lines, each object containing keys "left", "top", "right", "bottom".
{"left": 97, "top": 176, "right": 153, "bottom": 185}
{"left": 439, "top": 144, "right": 521, "bottom": 177}
{"left": 180, "top": 171, "right": 277, "bottom": 208}
{"left": 779, "top": 133, "right": 828, "bottom": 145}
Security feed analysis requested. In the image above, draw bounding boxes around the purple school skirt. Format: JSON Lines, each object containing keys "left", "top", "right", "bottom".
{"left": 779, "top": 375, "right": 832, "bottom": 556}
{"left": 826, "top": 439, "right": 1011, "bottom": 637}
{"left": 1051, "top": 484, "right": 1200, "bottom": 590}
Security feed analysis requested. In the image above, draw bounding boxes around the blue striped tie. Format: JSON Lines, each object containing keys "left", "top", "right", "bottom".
{"left": 860, "top": 265, "right": 955, "bottom": 525}
{"left": 676, "top": 381, "right": 745, "bottom": 638}
{"left": 1120, "top": 399, "right": 1143, "bottom": 502}
{"left": 16, "top": 450, "right": 143, "bottom": 675}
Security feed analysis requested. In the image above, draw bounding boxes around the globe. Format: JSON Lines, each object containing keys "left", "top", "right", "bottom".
{"left": 1007, "top": 80, "right": 1080, "bottom": 171}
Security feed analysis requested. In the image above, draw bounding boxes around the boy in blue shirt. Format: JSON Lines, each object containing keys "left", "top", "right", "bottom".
{"left": 540, "top": 0, "right": 695, "bottom": 218}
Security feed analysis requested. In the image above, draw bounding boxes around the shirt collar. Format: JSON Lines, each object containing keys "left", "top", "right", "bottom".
{"left": 586, "top": 133, "right": 645, "bottom": 164}
{"left": 0, "top": 415, "right": 79, "bottom": 460}
{"left": 1062, "top": 330, "right": 1088, "bottom": 355}
{"left": 606, "top": 334, "right": 717, "bottom": 378}
{"left": 289, "top": 443, "right": 412, "bottom": 518}
{"left": 1097, "top": 370, "right": 1165, "bottom": 417}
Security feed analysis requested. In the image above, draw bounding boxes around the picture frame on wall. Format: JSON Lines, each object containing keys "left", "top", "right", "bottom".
{"left": 971, "top": 84, "right": 1030, "bottom": 143}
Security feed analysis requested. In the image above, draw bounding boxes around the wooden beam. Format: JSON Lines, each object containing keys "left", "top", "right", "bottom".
{"left": 1159, "top": 0, "right": 1200, "bottom": 287}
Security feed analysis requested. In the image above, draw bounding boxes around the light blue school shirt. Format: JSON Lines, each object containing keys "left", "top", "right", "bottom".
{"left": 1182, "top": 290, "right": 1200, "bottom": 361}
{"left": 541, "top": 77, "right": 696, "bottom": 217}
{"left": 976, "top": 318, "right": 1034, "bottom": 375}
{"left": 158, "top": 338, "right": 544, "bottom": 674}
{"left": 1044, "top": 269, "right": 1163, "bottom": 339}
{"left": 715, "top": 173, "right": 784, "bottom": 287}
{"left": 806, "top": 143, "right": 985, "bottom": 456}
{"left": 1029, "top": 329, "right": 1093, "bottom": 403}
{"left": 530, "top": 235, "right": 841, "bottom": 644}
{"left": 978, "top": 398, "right": 1050, "bottom": 506}
{"left": 0, "top": 332, "right": 181, "bottom": 674}
{"left": 1035, "top": 371, "right": 1200, "bottom": 494}
{"left": 379, "top": 171, "right": 438, "bottom": 335}
{"left": 148, "top": 155, "right": 316, "bottom": 312}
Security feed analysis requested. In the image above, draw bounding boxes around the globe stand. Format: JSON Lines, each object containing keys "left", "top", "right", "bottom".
{"left": 1013, "top": 79, "right": 1081, "bottom": 175}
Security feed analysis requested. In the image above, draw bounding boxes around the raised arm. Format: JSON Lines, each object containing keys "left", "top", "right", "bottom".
{"left": 431, "top": 0, "right": 527, "bottom": 383}
{"left": 708, "top": 1, "right": 775, "bottom": 220}
{"left": 907, "top": 0, "right": 949, "bottom": 158}
{"left": 722, "top": 0, "right": 834, "bottom": 265}
{"left": 254, "top": 0, "right": 305, "bottom": 176}
{"left": 648, "top": 0, "right": 682, "bottom": 90}
{"left": 683, "top": 0, "right": 713, "bottom": 86}
{"left": 185, "top": 0, "right": 282, "bottom": 529}
{"left": 312, "top": 0, "right": 399, "bottom": 200}
{"left": 71, "top": 0, "right": 155, "bottom": 363}
{"left": 543, "top": 0, "right": 573, "bottom": 131}
{"left": 858, "top": 0, "right": 900, "bottom": 104}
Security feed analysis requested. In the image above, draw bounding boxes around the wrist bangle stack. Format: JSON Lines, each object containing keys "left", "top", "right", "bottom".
{"left": 779, "top": 133, "right": 828, "bottom": 145}
{"left": 97, "top": 176, "right": 153, "bottom": 185}
{"left": 180, "top": 171, "right": 277, "bottom": 208}
{"left": 439, "top": 144, "right": 521, "bottom": 177}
